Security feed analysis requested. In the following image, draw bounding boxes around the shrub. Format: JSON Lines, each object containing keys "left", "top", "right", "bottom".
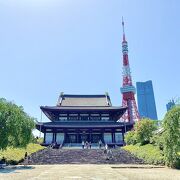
{"left": 123, "top": 144, "right": 165, "bottom": 165}
{"left": 150, "top": 134, "right": 164, "bottom": 151}
{"left": 0, "top": 143, "right": 45, "bottom": 164}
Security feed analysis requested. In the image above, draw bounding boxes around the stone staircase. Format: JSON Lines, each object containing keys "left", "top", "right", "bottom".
{"left": 63, "top": 143, "right": 100, "bottom": 149}
{"left": 25, "top": 148, "right": 144, "bottom": 165}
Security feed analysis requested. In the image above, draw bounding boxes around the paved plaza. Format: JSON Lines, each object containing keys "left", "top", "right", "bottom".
{"left": 0, "top": 164, "right": 180, "bottom": 180}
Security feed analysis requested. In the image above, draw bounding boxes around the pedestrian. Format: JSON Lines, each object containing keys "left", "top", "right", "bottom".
{"left": 104, "top": 144, "right": 110, "bottom": 160}
{"left": 104, "top": 144, "right": 108, "bottom": 154}
{"left": 1, "top": 157, "right": 6, "bottom": 164}
{"left": 85, "top": 141, "right": 89, "bottom": 149}
{"left": 82, "top": 140, "right": 85, "bottom": 149}
{"left": 24, "top": 152, "right": 28, "bottom": 159}
{"left": 89, "top": 141, "right": 91, "bottom": 149}
{"left": 24, "top": 152, "right": 28, "bottom": 166}
{"left": 99, "top": 140, "right": 102, "bottom": 149}
{"left": 55, "top": 141, "right": 57, "bottom": 148}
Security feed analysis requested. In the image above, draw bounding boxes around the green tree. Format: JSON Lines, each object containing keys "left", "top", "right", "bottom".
{"left": 163, "top": 106, "right": 180, "bottom": 168}
{"left": 0, "top": 98, "right": 35, "bottom": 150}
{"left": 134, "top": 118, "right": 157, "bottom": 145}
{"left": 124, "top": 130, "right": 137, "bottom": 145}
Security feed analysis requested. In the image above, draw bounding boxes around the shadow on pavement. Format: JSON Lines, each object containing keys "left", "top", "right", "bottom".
{"left": 111, "top": 166, "right": 165, "bottom": 169}
{"left": 0, "top": 165, "right": 35, "bottom": 174}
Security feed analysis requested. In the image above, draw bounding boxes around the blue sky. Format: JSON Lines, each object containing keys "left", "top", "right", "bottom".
{"left": 0, "top": 0, "right": 180, "bottom": 124}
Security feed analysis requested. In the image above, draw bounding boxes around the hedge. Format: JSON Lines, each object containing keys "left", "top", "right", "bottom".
{"left": 123, "top": 144, "right": 165, "bottom": 165}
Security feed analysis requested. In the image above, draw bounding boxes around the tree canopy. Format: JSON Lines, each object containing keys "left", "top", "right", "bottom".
{"left": 0, "top": 98, "right": 35, "bottom": 150}
{"left": 125, "top": 118, "right": 157, "bottom": 146}
{"left": 124, "top": 130, "right": 137, "bottom": 145}
{"left": 134, "top": 118, "right": 157, "bottom": 145}
{"left": 163, "top": 106, "right": 180, "bottom": 168}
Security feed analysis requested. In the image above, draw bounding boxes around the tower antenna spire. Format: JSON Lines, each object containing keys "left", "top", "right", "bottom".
{"left": 122, "top": 16, "right": 126, "bottom": 41}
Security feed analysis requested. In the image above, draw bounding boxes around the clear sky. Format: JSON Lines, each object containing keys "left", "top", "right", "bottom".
{"left": 0, "top": 0, "right": 180, "bottom": 125}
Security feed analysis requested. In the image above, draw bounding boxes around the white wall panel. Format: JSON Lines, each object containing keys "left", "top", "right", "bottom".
{"left": 104, "top": 133, "right": 112, "bottom": 143}
{"left": 45, "top": 133, "right": 53, "bottom": 144}
{"left": 56, "top": 133, "right": 64, "bottom": 144}
{"left": 115, "top": 133, "right": 123, "bottom": 143}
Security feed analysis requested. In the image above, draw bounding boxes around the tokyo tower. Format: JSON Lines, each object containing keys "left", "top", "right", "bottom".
{"left": 120, "top": 18, "right": 140, "bottom": 122}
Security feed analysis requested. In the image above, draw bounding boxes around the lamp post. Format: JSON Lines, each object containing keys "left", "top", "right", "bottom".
{"left": 39, "top": 110, "right": 42, "bottom": 138}
{"left": 124, "top": 119, "right": 127, "bottom": 134}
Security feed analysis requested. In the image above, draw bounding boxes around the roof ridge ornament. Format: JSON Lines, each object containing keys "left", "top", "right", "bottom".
{"left": 57, "top": 92, "right": 64, "bottom": 106}
{"left": 105, "top": 92, "right": 112, "bottom": 106}
{"left": 105, "top": 92, "right": 109, "bottom": 106}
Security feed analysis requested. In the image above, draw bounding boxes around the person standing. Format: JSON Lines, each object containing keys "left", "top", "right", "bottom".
{"left": 24, "top": 152, "right": 28, "bottom": 166}
{"left": 89, "top": 141, "right": 92, "bottom": 149}
{"left": 99, "top": 140, "right": 102, "bottom": 149}
{"left": 1, "top": 157, "right": 6, "bottom": 164}
{"left": 82, "top": 140, "right": 85, "bottom": 149}
{"left": 105, "top": 144, "right": 108, "bottom": 151}
{"left": 85, "top": 141, "right": 89, "bottom": 149}
{"left": 24, "top": 152, "right": 28, "bottom": 159}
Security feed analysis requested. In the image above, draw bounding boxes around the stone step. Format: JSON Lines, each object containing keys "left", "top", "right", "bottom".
{"left": 23, "top": 148, "right": 145, "bottom": 165}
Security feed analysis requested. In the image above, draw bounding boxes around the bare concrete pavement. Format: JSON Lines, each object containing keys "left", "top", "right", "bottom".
{"left": 0, "top": 165, "right": 180, "bottom": 180}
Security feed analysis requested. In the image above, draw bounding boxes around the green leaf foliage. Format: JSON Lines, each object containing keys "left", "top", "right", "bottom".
{"left": 134, "top": 118, "right": 157, "bottom": 145}
{"left": 123, "top": 144, "right": 164, "bottom": 165}
{"left": 124, "top": 130, "right": 137, "bottom": 145}
{"left": 0, "top": 98, "right": 35, "bottom": 150}
{"left": 150, "top": 133, "right": 164, "bottom": 151}
{"left": 124, "top": 118, "right": 157, "bottom": 146}
{"left": 163, "top": 106, "right": 180, "bottom": 169}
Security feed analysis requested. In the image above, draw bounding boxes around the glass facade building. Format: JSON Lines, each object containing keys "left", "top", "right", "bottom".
{"left": 166, "top": 100, "right": 175, "bottom": 111}
{"left": 136, "top": 80, "right": 158, "bottom": 120}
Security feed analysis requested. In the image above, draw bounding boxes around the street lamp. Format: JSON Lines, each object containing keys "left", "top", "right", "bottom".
{"left": 124, "top": 119, "right": 127, "bottom": 134}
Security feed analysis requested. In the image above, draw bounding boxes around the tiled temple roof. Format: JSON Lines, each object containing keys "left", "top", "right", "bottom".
{"left": 40, "top": 93, "right": 127, "bottom": 121}
{"left": 57, "top": 94, "right": 112, "bottom": 107}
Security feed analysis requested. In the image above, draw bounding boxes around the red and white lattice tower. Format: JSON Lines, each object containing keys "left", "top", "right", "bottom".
{"left": 120, "top": 18, "right": 140, "bottom": 123}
